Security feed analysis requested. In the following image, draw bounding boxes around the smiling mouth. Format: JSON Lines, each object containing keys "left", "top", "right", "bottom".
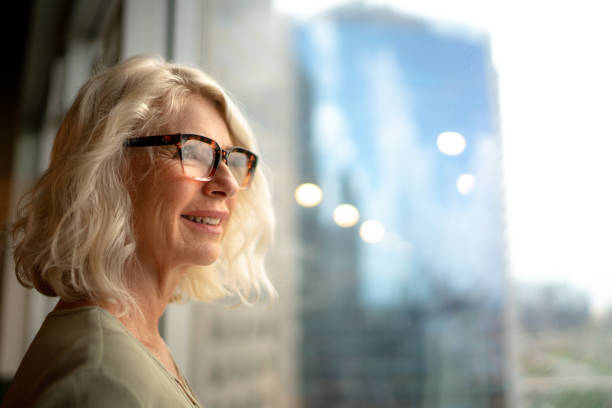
{"left": 181, "top": 215, "right": 221, "bottom": 225}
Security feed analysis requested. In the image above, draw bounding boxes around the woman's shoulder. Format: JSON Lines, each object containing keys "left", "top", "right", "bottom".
{"left": 22, "top": 306, "right": 149, "bottom": 375}
{"left": 5, "top": 369, "right": 143, "bottom": 408}
{"left": 2, "top": 307, "right": 188, "bottom": 408}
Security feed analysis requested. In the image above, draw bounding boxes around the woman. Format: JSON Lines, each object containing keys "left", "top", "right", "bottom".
{"left": 2, "top": 55, "right": 275, "bottom": 407}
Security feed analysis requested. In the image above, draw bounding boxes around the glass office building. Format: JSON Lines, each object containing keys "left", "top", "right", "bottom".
{"left": 295, "top": 6, "right": 506, "bottom": 407}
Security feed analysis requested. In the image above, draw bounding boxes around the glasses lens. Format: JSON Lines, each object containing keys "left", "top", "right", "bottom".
{"left": 181, "top": 139, "right": 215, "bottom": 179}
{"left": 227, "top": 151, "right": 252, "bottom": 187}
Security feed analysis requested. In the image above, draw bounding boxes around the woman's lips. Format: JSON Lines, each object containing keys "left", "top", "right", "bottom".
{"left": 181, "top": 215, "right": 223, "bottom": 234}
{"left": 181, "top": 214, "right": 221, "bottom": 225}
{"left": 180, "top": 210, "right": 228, "bottom": 234}
{"left": 181, "top": 210, "right": 229, "bottom": 220}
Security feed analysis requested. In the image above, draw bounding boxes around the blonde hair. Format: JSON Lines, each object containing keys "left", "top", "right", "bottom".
{"left": 12, "top": 55, "right": 276, "bottom": 313}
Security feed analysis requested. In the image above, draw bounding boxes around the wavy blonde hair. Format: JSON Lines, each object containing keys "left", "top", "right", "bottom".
{"left": 12, "top": 55, "right": 276, "bottom": 313}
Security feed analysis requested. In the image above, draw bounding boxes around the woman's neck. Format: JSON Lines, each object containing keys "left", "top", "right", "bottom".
{"left": 53, "top": 263, "right": 187, "bottom": 377}
{"left": 54, "top": 295, "right": 180, "bottom": 379}
{"left": 53, "top": 297, "right": 164, "bottom": 343}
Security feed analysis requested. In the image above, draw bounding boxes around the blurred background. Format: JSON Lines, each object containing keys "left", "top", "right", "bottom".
{"left": 1, "top": 1, "right": 612, "bottom": 407}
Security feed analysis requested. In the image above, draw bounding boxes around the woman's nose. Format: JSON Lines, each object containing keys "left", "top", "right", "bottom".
{"left": 203, "top": 161, "right": 239, "bottom": 198}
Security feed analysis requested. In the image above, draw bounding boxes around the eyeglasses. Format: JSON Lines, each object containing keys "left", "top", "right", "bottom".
{"left": 124, "top": 134, "right": 257, "bottom": 189}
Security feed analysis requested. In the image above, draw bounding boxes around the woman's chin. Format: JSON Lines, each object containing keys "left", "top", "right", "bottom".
{"left": 187, "top": 249, "right": 221, "bottom": 267}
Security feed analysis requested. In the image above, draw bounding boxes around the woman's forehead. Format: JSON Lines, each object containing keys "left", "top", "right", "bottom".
{"left": 167, "top": 96, "right": 233, "bottom": 148}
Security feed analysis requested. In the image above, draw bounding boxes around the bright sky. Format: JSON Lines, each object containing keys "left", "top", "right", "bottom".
{"left": 274, "top": 0, "right": 612, "bottom": 312}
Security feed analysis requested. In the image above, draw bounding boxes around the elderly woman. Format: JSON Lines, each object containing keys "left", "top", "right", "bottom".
{"left": 2, "top": 56, "right": 275, "bottom": 407}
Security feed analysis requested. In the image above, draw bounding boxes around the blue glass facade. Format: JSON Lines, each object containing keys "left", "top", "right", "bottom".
{"left": 295, "top": 8, "right": 506, "bottom": 407}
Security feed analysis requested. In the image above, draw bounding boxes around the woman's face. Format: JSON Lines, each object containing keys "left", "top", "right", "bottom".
{"left": 129, "top": 96, "right": 239, "bottom": 277}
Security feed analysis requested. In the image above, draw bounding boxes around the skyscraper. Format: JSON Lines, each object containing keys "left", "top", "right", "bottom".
{"left": 294, "top": 4, "right": 506, "bottom": 407}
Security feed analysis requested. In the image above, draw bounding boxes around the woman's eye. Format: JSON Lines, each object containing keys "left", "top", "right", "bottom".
{"left": 153, "top": 146, "right": 178, "bottom": 160}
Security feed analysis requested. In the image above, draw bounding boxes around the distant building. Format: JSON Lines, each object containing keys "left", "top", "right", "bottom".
{"left": 518, "top": 283, "right": 590, "bottom": 332}
{"left": 294, "top": 4, "right": 507, "bottom": 407}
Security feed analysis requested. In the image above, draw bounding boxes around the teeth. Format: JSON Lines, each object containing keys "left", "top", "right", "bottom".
{"left": 183, "top": 215, "right": 221, "bottom": 225}
{"left": 201, "top": 217, "right": 221, "bottom": 225}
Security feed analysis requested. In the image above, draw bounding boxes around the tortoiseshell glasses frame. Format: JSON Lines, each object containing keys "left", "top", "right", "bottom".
{"left": 124, "top": 133, "right": 258, "bottom": 189}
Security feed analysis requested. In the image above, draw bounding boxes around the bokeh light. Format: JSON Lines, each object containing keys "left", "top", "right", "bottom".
{"left": 456, "top": 173, "right": 476, "bottom": 195}
{"left": 333, "top": 204, "right": 360, "bottom": 227}
{"left": 437, "top": 131, "right": 466, "bottom": 156}
{"left": 359, "top": 220, "right": 385, "bottom": 243}
{"left": 295, "top": 183, "right": 323, "bottom": 207}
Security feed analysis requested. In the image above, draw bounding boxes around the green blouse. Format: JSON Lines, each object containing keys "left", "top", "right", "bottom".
{"left": 2, "top": 306, "right": 202, "bottom": 408}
